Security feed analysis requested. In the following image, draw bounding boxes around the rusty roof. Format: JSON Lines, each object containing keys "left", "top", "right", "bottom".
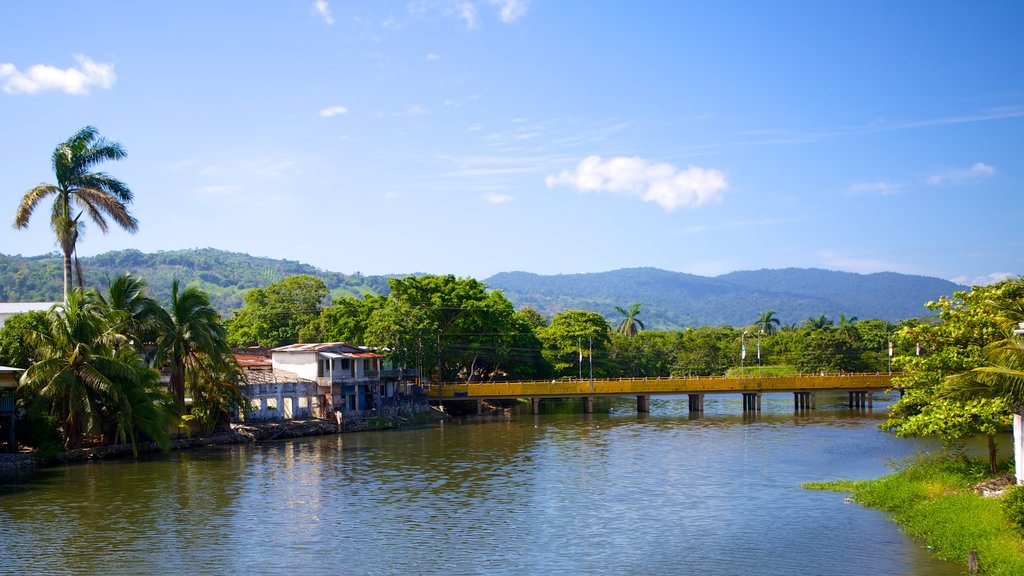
{"left": 271, "top": 342, "right": 383, "bottom": 358}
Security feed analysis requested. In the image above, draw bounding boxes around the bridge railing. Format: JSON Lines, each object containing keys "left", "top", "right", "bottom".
{"left": 426, "top": 372, "right": 899, "bottom": 399}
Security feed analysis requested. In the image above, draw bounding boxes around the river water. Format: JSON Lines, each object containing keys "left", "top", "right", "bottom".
{"left": 0, "top": 393, "right": 978, "bottom": 575}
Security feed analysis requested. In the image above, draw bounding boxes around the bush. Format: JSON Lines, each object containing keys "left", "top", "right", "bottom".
{"left": 1003, "top": 484, "right": 1024, "bottom": 532}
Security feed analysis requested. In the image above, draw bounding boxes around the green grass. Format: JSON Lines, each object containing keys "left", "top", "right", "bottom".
{"left": 805, "top": 454, "right": 1024, "bottom": 575}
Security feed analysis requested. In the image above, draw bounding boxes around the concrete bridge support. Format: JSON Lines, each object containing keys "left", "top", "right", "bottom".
{"left": 477, "top": 400, "right": 484, "bottom": 415}
{"left": 531, "top": 397, "right": 540, "bottom": 415}
{"left": 583, "top": 396, "right": 594, "bottom": 414}
{"left": 742, "top": 393, "right": 762, "bottom": 412}
{"left": 794, "top": 391, "right": 817, "bottom": 411}
{"left": 637, "top": 395, "right": 650, "bottom": 413}
{"left": 847, "top": 391, "right": 873, "bottom": 409}
{"left": 688, "top": 394, "right": 704, "bottom": 413}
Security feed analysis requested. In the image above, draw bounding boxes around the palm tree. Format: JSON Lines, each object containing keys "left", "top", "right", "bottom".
{"left": 803, "top": 314, "right": 833, "bottom": 331}
{"left": 14, "top": 126, "right": 137, "bottom": 301}
{"left": 837, "top": 313, "right": 859, "bottom": 341}
{"left": 152, "top": 280, "right": 230, "bottom": 409}
{"left": 614, "top": 303, "right": 645, "bottom": 337}
{"left": 95, "top": 273, "right": 162, "bottom": 356}
{"left": 943, "top": 335, "right": 1024, "bottom": 476}
{"left": 753, "top": 310, "right": 780, "bottom": 336}
{"left": 18, "top": 288, "right": 137, "bottom": 449}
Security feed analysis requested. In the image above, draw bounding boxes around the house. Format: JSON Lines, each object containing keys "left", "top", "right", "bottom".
{"left": 234, "top": 342, "right": 421, "bottom": 422}
{"left": 1, "top": 366, "right": 20, "bottom": 453}
{"left": 0, "top": 302, "right": 56, "bottom": 329}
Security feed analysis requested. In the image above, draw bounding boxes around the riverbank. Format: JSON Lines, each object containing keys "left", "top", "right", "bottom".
{"left": 1, "top": 408, "right": 445, "bottom": 481}
{"left": 804, "top": 454, "right": 1024, "bottom": 575}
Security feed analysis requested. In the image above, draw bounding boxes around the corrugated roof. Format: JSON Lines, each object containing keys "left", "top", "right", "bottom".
{"left": 0, "top": 302, "right": 56, "bottom": 315}
{"left": 272, "top": 342, "right": 382, "bottom": 357}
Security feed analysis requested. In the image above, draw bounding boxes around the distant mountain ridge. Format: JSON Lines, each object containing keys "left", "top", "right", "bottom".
{"left": 0, "top": 249, "right": 964, "bottom": 326}
{"left": 484, "top": 267, "right": 964, "bottom": 328}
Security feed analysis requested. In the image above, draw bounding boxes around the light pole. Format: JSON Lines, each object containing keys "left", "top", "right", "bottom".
{"left": 741, "top": 330, "right": 748, "bottom": 378}
{"left": 757, "top": 329, "right": 762, "bottom": 371}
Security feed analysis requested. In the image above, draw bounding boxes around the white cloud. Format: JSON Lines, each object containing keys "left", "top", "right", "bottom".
{"left": 846, "top": 181, "right": 907, "bottom": 196}
{"left": 458, "top": 2, "right": 478, "bottom": 29}
{"left": 483, "top": 192, "right": 514, "bottom": 204}
{"left": 384, "top": 191, "right": 401, "bottom": 200}
{"left": 0, "top": 55, "right": 115, "bottom": 95}
{"left": 545, "top": 155, "right": 728, "bottom": 211}
{"left": 319, "top": 105, "right": 348, "bottom": 117}
{"left": 951, "top": 272, "right": 1015, "bottom": 286}
{"left": 426, "top": 53, "right": 441, "bottom": 61}
{"left": 313, "top": 0, "right": 334, "bottom": 25}
{"left": 927, "top": 162, "right": 996, "bottom": 185}
{"left": 818, "top": 251, "right": 903, "bottom": 274}
{"left": 490, "top": 0, "right": 529, "bottom": 23}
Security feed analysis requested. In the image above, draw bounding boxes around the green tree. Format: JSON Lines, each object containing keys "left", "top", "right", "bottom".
{"left": 226, "top": 275, "right": 328, "bottom": 347}
{"left": 753, "top": 310, "right": 780, "bottom": 336}
{"left": 319, "top": 294, "right": 386, "bottom": 344}
{"left": 365, "top": 275, "right": 523, "bottom": 382}
{"left": 614, "top": 303, "right": 645, "bottom": 337}
{"left": 0, "top": 310, "right": 48, "bottom": 368}
{"left": 18, "top": 288, "right": 164, "bottom": 450}
{"left": 152, "top": 280, "right": 230, "bottom": 409}
{"left": 883, "top": 279, "right": 1024, "bottom": 471}
{"left": 14, "top": 126, "right": 137, "bottom": 301}
{"left": 539, "top": 309, "right": 611, "bottom": 378}
{"left": 803, "top": 314, "right": 833, "bottom": 330}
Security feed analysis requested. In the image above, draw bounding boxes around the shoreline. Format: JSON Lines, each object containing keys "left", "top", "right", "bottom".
{"left": 1, "top": 410, "right": 445, "bottom": 483}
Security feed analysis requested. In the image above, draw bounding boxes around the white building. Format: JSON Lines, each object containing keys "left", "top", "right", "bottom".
{"left": 0, "top": 302, "right": 56, "bottom": 329}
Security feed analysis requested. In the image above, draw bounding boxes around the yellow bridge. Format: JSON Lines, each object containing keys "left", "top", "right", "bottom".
{"left": 427, "top": 373, "right": 897, "bottom": 413}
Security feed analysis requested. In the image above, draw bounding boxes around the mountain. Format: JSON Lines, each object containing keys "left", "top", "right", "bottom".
{"left": 0, "top": 249, "right": 392, "bottom": 315}
{"left": 484, "top": 267, "right": 965, "bottom": 328}
{"left": 0, "top": 249, "right": 966, "bottom": 327}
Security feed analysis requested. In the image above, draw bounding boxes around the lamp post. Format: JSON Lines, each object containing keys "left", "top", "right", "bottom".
{"left": 741, "top": 330, "right": 748, "bottom": 378}
{"left": 757, "top": 329, "right": 762, "bottom": 370}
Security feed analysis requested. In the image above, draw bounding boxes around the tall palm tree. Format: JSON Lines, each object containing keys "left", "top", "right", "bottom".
{"left": 14, "top": 126, "right": 137, "bottom": 301}
{"left": 614, "top": 303, "right": 645, "bottom": 337}
{"left": 837, "top": 313, "right": 859, "bottom": 341}
{"left": 152, "top": 280, "right": 230, "bottom": 409}
{"left": 754, "top": 310, "right": 780, "bottom": 336}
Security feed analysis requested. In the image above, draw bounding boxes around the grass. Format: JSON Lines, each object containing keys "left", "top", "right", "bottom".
{"left": 804, "top": 454, "right": 1024, "bottom": 575}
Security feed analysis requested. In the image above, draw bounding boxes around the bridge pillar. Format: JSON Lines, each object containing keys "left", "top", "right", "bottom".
{"left": 583, "top": 396, "right": 594, "bottom": 414}
{"left": 867, "top": 391, "right": 873, "bottom": 409}
{"left": 742, "top": 393, "right": 760, "bottom": 412}
{"left": 811, "top": 391, "right": 817, "bottom": 410}
{"left": 688, "top": 394, "right": 704, "bottom": 412}
{"left": 531, "top": 397, "right": 540, "bottom": 415}
{"left": 477, "top": 400, "right": 483, "bottom": 415}
{"left": 637, "top": 395, "right": 650, "bottom": 413}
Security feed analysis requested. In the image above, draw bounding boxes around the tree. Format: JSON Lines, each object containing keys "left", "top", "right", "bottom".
{"left": 364, "top": 275, "right": 523, "bottom": 382}
{"left": 0, "top": 310, "right": 48, "bottom": 368}
{"left": 539, "top": 310, "right": 611, "bottom": 378}
{"left": 614, "top": 303, "right": 645, "bottom": 337}
{"left": 803, "top": 314, "right": 833, "bottom": 330}
{"left": 319, "top": 294, "right": 386, "bottom": 344}
{"left": 18, "top": 288, "right": 161, "bottom": 449}
{"left": 941, "top": 280, "right": 1024, "bottom": 479}
{"left": 14, "top": 126, "right": 137, "bottom": 301}
{"left": 883, "top": 279, "right": 1024, "bottom": 472}
{"left": 94, "top": 273, "right": 162, "bottom": 356}
{"left": 226, "top": 275, "right": 328, "bottom": 347}
{"left": 152, "top": 280, "right": 230, "bottom": 409}
{"left": 753, "top": 310, "right": 780, "bottom": 336}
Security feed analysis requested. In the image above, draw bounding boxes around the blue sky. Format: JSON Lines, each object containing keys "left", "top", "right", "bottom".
{"left": 2, "top": 1, "right": 1021, "bottom": 285}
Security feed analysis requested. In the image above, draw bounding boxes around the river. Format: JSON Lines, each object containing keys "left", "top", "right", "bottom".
{"left": 0, "top": 393, "right": 982, "bottom": 575}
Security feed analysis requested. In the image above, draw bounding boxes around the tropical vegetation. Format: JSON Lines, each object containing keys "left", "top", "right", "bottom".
{"left": 14, "top": 126, "right": 137, "bottom": 301}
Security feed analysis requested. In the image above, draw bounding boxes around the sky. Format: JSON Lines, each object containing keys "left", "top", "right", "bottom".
{"left": 1, "top": 1, "right": 1022, "bottom": 286}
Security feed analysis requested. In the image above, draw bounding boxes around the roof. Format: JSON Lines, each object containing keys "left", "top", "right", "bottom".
{"left": 271, "top": 342, "right": 383, "bottom": 358}
{"left": 0, "top": 366, "right": 22, "bottom": 388}
{"left": 234, "top": 353, "right": 273, "bottom": 369}
{"left": 0, "top": 302, "right": 56, "bottom": 315}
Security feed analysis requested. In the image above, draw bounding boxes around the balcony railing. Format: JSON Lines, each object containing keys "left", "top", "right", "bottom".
{"left": 0, "top": 393, "right": 14, "bottom": 414}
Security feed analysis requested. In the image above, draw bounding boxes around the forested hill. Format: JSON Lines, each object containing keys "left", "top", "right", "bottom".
{"left": 0, "top": 249, "right": 392, "bottom": 314}
{"left": 1, "top": 249, "right": 965, "bottom": 326}
{"left": 484, "top": 267, "right": 965, "bottom": 329}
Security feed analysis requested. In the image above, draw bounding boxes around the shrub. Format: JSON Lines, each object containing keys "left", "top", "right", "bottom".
{"left": 1003, "top": 484, "right": 1024, "bottom": 532}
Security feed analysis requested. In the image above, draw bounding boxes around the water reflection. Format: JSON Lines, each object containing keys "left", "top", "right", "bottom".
{"left": 0, "top": 395, "right": 983, "bottom": 575}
